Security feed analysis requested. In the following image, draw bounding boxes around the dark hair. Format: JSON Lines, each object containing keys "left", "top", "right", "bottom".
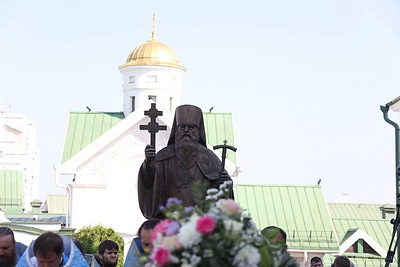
{"left": 0, "top": 227, "right": 15, "bottom": 244}
{"left": 33, "top": 232, "right": 64, "bottom": 257}
{"left": 137, "top": 219, "right": 161, "bottom": 236}
{"left": 98, "top": 240, "right": 119, "bottom": 255}
{"left": 333, "top": 256, "right": 350, "bottom": 267}
{"left": 311, "top": 256, "right": 322, "bottom": 264}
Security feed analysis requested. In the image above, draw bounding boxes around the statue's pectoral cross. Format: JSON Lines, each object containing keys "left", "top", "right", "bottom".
{"left": 213, "top": 140, "right": 237, "bottom": 172}
{"left": 139, "top": 103, "right": 167, "bottom": 150}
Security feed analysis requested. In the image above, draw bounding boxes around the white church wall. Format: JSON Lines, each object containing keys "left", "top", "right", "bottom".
{"left": 67, "top": 115, "right": 173, "bottom": 235}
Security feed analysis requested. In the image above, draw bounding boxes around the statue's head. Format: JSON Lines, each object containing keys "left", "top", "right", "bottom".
{"left": 168, "top": 105, "right": 206, "bottom": 147}
{"left": 175, "top": 123, "right": 200, "bottom": 144}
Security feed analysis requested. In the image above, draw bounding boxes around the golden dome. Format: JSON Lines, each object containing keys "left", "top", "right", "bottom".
{"left": 119, "top": 37, "right": 186, "bottom": 71}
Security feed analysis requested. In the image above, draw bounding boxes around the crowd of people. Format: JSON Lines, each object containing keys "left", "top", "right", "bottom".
{"left": 0, "top": 226, "right": 119, "bottom": 267}
{"left": 0, "top": 225, "right": 358, "bottom": 267}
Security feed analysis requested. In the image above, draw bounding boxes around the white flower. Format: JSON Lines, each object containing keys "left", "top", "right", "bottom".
{"left": 189, "top": 213, "right": 200, "bottom": 222}
{"left": 205, "top": 195, "right": 218, "bottom": 200}
{"left": 223, "top": 219, "right": 244, "bottom": 238}
{"left": 206, "top": 188, "right": 219, "bottom": 195}
{"left": 232, "top": 243, "right": 261, "bottom": 267}
{"left": 207, "top": 206, "right": 219, "bottom": 216}
{"left": 190, "top": 254, "right": 201, "bottom": 266}
{"left": 178, "top": 221, "right": 202, "bottom": 248}
{"left": 152, "top": 231, "right": 164, "bottom": 249}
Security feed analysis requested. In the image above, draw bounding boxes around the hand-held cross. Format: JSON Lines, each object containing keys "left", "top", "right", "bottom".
{"left": 213, "top": 140, "right": 237, "bottom": 172}
{"left": 139, "top": 103, "right": 167, "bottom": 150}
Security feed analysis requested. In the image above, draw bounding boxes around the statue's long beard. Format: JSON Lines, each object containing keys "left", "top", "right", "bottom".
{"left": 176, "top": 142, "right": 198, "bottom": 169}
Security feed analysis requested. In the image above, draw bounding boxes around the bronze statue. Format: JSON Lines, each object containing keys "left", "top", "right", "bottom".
{"left": 138, "top": 104, "right": 234, "bottom": 219}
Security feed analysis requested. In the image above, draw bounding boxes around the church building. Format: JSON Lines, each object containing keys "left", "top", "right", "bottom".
{"left": 55, "top": 27, "right": 238, "bottom": 236}
{"left": 53, "top": 22, "right": 396, "bottom": 266}
{"left": 0, "top": 111, "right": 40, "bottom": 213}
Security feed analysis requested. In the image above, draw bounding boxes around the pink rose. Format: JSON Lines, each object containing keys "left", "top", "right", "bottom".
{"left": 196, "top": 216, "right": 216, "bottom": 235}
{"left": 152, "top": 219, "right": 171, "bottom": 241}
{"left": 218, "top": 199, "right": 242, "bottom": 218}
{"left": 161, "top": 235, "right": 182, "bottom": 250}
{"left": 154, "top": 247, "right": 171, "bottom": 266}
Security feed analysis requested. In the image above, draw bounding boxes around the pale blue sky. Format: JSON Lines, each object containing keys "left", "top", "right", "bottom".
{"left": 1, "top": 0, "right": 399, "bottom": 204}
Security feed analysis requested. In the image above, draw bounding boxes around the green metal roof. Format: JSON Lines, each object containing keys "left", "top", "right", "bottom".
{"left": 61, "top": 111, "right": 237, "bottom": 164}
{"left": 203, "top": 112, "right": 236, "bottom": 164}
{"left": 0, "top": 222, "right": 45, "bottom": 235}
{"left": 45, "top": 195, "right": 67, "bottom": 214}
{"left": 328, "top": 203, "right": 391, "bottom": 220}
{"left": 61, "top": 112, "right": 125, "bottom": 163}
{"left": 332, "top": 218, "right": 391, "bottom": 251}
{"left": 0, "top": 170, "right": 24, "bottom": 212}
{"left": 327, "top": 203, "right": 395, "bottom": 264}
{"left": 328, "top": 203, "right": 393, "bottom": 249}
{"left": 234, "top": 184, "right": 339, "bottom": 251}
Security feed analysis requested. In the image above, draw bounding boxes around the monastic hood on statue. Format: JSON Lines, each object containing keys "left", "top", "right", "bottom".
{"left": 167, "top": 104, "right": 207, "bottom": 147}
{"left": 175, "top": 105, "right": 202, "bottom": 127}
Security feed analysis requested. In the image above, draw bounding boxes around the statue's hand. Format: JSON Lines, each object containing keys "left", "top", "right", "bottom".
{"left": 218, "top": 170, "right": 230, "bottom": 181}
{"left": 144, "top": 145, "right": 155, "bottom": 163}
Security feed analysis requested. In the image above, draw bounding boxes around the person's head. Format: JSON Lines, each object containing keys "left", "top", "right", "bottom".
{"left": 33, "top": 232, "right": 64, "bottom": 267}
{"left": 310, "top": 256, "right": 323, "bottom": 267}
{"left": 332, "top": 256, "right": 350, "bottom": 267}
{"left": 0, "top": 227, "right": 16, "bottom": 267}
{"left": 137, "top": 219, "right": 161, "bottom": 253}
{"left": 261, "top": 226, "right": 287, "bottom": 246}
{"left": 98, "top": 240, "right": 119, "bottom": 267}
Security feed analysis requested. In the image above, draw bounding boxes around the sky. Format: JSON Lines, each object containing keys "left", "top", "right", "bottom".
{"left": 1, "top": 0, "right": 400, "bottom": 205}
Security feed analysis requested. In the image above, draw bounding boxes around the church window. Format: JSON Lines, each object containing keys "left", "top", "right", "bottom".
{"left": 148, "top": 95, "right": 157, "bottom": 102}
{"left": 131, "top": 97, "right": 135, "bottom": 112}
{"left": 147, "top": 75, "right": 157, "bottom": 83}
{"left": 129, "top": 75, "right": 135, "bottom": 83}
{"left": 170, "top": 97, "right": 174, "bottom": 112}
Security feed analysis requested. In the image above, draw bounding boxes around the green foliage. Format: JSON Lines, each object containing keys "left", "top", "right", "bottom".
{"left": 73, "top": 225, "right": 124, "bottom": 267}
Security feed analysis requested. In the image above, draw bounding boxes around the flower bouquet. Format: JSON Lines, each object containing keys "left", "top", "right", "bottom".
{"left": 143, "top": 181, "right": 272, "bottom": 267}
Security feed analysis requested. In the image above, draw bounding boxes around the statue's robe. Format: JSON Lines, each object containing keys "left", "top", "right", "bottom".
{"left": 138, "top": 144, "right": 232, "bottom": 219}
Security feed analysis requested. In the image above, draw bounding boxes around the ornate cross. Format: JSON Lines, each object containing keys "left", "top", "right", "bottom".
{"left": 213, "top": 140, "right": 237, "bottom": 172}
{"left": 139, "top": 103, "right": 167, "bottom": 150}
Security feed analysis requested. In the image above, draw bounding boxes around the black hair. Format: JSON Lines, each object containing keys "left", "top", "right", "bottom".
{"left": 98, "top": 240, "right": 119, "bottom": 255}
{"left": 33, "top": 232, "right": 64, "bottom": 257}
{"left": 311, "top": 256, "right": 323, "bottom": 264}
{"left": 137, "top": 219, "right": 161, "bottom": 236}
{"left": 333, "top": 256, "right": 350, "bottom": 267}
{"left": 0, "top": 227, "right": 15, "bottom": 243}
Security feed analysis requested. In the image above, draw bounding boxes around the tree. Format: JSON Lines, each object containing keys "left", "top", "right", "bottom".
{"left": 73, "top": 225, "right": 124, "bottom": 267}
